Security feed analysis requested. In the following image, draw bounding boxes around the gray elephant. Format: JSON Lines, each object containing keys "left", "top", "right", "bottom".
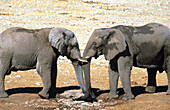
{"left": 0, "top": 27, "right": 88, "bottom": 99}
{"left": 82, "top": 23, "right": 170, "bottom": 100}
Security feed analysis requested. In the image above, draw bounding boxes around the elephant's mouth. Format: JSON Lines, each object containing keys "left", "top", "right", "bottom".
{"left": 70, "top": 58, "right": 88, "bottom": 66}
{"left": 94, "top": 49, "right": 103, "bottom": 59}
{"left": 84, "top": 50, "right": 101, "bottom": 60}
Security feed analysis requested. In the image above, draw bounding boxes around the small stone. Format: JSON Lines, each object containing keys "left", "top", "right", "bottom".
{"left": 36, "top": 82, "right": 41, "bottom": 86}
{"left": 15, "top": 75, "right": 21, "bottom": 78}
{"left": 58, "top": 99, "right": 64, "bottom": 102}
{"left": 97, "top": 6, "right": 102, "bottom": 9}
{"left": 89, "top": 6, "right": 95, "bottom": 8}
{"left": 25, "top": 101, "right": 29, "bottom": 104}
{"left": 98, "top": 99, "right": 102, "bottom": 103}
{"left": 81, "top": 102, "right": 90, "bottom": 106}
{"left": 73, "top": 101, "right": 85, "bottom": 105}
{"left": 15, "top": 13, "right": 20, "bottom": 16}
{"left": 93, "top": 11, "right": 99, "bottom": 15}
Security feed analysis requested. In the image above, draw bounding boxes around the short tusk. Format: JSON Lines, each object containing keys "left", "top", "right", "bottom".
{"left": 78, "top": 59, "right": 88, "bottom": 63}
{"left": 85, "top": 56, "right": 90, "bottom": 59}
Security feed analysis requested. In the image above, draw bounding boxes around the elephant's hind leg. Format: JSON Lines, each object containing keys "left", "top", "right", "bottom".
{"left": 145, "top": 68, "right": 157, "bottom": 93}
{"left": 0, "top": 58, "right": 11, "bottom": 98}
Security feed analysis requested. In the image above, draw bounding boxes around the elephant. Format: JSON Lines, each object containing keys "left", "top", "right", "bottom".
{"left": 82, "top": 23, "right": 170, "bottom": 100}
{"left": 0, "top": 27, "right": 88, "bottom": 99}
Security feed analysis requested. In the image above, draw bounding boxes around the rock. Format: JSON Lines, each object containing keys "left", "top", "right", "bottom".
{"left": 82, "top": 0, "right": 99, "bottom": 3}
{"left": 60, "top": 90, "right": 84, "bottom": 99}
{"left": 15, "top": 75, "right": 21, "bottom": 78}
{"left": 7, "top": 21, "right": 11, "bottom": 25}
{"left": 89, "top": 6, "right": 95, "bottom": 8}
{"left": 36, "top": 82, "right": 41, "bottom": 86}
{"left": 72, "top": 101, "right": 85, "bottom": 105}
{"left": 58, "top": 99, "right": 65, "bottom": 102}
{"left": 98, "top": 99, "right": 102, "bottom": 103}
{"left": 97, "top": 6, "right": 102, "bottom": 9}
{"left": 58, "top": 89, "right": 105, "bottom": 109}
{"left": 93, "top": 10, "right": 99, "bottom": 15}
{"left": 81, "top": 102, "right": 90, "bottom": 106}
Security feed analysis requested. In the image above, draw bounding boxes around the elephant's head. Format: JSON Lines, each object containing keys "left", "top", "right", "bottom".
{"left": 49, "top": 27, "right": 83, "bottom": 60}
{"left": 48, "top": 27, "right": 88, "bottom": 97}
{"left": 82, "top": 28, "right": 127, "bottom": 101}
{"left": 83, "top": 28, "right": 127, "bottom": 60}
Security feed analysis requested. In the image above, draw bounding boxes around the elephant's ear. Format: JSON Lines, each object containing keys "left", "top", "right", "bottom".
{"left": 48, "top": 28, "right": 67, "bottom": 56}
{"left": 104, "top": 29, "right": 127, "bottom": 60}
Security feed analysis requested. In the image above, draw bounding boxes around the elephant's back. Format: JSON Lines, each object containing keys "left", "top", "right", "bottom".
{"left": 133, "top": 23, "right": 169, "bottom": 66}
{"left": 140, "top": 23, "right": 170, "bottom": 47}
{"left": 0, "top": 27, "right": 23, "bottom": 49}
{"left": 0, "top": 27, "right": 51, "bottom": 49}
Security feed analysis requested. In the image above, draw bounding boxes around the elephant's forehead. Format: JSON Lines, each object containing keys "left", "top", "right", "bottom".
{"left": 93, "top": 30, "right": 104, "bottom": 36}
{"left": 65, "top": 30, "right": 74, "bottom": 37}
{"left": 69, "top": 36, "right": 78, "bottom": 44}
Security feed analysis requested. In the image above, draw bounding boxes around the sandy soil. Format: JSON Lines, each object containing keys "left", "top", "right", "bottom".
{"left": 0, "top": 0, "right": 170, "bottom": 109}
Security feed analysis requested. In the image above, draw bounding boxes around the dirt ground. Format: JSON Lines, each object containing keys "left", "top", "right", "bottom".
{"left": 0, "top": 0, "right": 170, "bottom": 110}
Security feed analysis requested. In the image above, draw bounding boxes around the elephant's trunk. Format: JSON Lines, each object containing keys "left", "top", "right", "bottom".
{"left": 82, "top": 58, "right": 96, "bottom": 101}
{"left": 72, "top": 60, "right": 87, "bottom": 93}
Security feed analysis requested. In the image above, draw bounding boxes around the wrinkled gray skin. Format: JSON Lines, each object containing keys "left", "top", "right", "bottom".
{"left": 82, "top": 23, "right": 170, "bottom": 100}
{"left": 0, "top": 27, "right": 87, "bottom": 99}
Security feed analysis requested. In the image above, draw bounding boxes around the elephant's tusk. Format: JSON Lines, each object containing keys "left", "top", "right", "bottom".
{"left": 78, "top": 59, "right": 88, "bottom": 63}
{"left": 85, "top": 56, "right": 90, "bottom": 59}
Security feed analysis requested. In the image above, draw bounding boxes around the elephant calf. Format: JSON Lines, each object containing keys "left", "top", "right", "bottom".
{"left": 82, "top": 23, "right": 170, "bottom": 100}
{"left": 0, "top": 27, "right": 87, "bottom": 98}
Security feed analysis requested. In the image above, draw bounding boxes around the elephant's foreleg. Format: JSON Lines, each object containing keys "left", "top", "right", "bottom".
{"left": 108, "top": 60, "right": 119, "bottom": 99}
{"left": 118, "top": 56, "right": 134, "bottom": 100}
{"left": 166, "top": 56, "right": 170, "bottom": 95}
{"left": 145, "top": 68, "right": 157, "bottom": 93}
{"left": 36, "top": 60, "right": 54, "bottom": 98}
{"left": 0, "top": 58, "right": 10, "bottom": 98}
{"left": 37, "top": 67, "right": 51, "bottom": 98}
{"left": 36, "top": 48, "right": 57, "bottom": 99}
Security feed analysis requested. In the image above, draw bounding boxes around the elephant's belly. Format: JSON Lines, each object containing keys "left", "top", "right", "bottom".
{"left": 11, "top": 54, "right": 37, "bottom": 71}
{"left": 135, "top": 51, "right": 164, "bottom": 68}
{"left": 11, "top": 65, "right": 36, "bottom": 71}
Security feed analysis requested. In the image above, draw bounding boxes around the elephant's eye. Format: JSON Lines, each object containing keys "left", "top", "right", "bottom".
{"left": 73, "top": 43, "right": 78, "bottom": 47}
{"left": 93, "top": 42, "right": 99, "bottom": 47}
{"left": 71, "top": 43, "right": 78, "bottom": 49}
{"left": 93, "top": 42, "right": 97, "bottom": 46}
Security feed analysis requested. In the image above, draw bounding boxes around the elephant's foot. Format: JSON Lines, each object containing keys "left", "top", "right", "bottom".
{"left": 122, "top": 94, "right": 135, "bottom": 100}
{"left": 166, "top": 90, "right": 170, "bottom": 95}
{"left": 145, "top": 86, "right": 156, "bottom": 93}
{"left": 77, "top": 91, "right": 96, "bottom": 102}
{"left": 55, "top": 94, "right": 60, "bottom": 98}
{"left": 0, "top": 92, "right": 8, "bottom": 98}
{"left": 38, "top": 90, "right": 49, "bottom": 99}
{"left": 107, "top": 92, "right": 119, "bottom": 99}
{"left": 49, "top": 90, "right": 57, "bottom": 98}
{"left": 79, "top": 95, "right": 94, "bottom": 102}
